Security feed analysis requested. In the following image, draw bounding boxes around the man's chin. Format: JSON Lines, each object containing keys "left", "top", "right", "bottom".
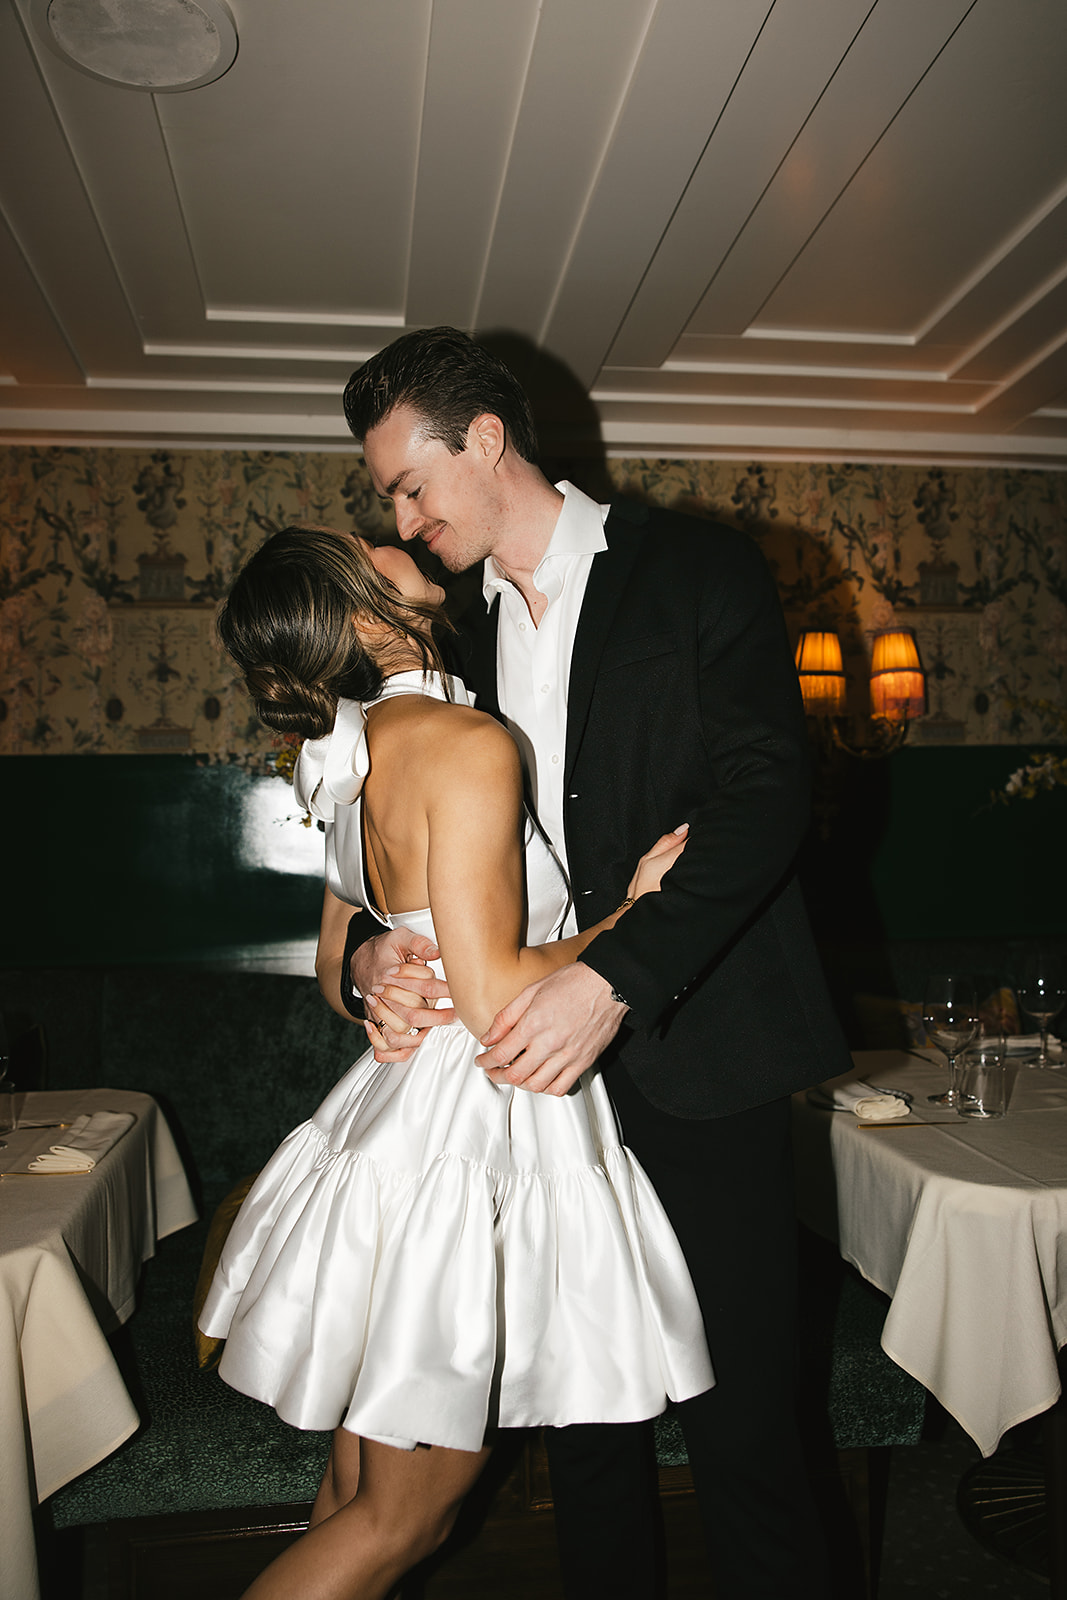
{"left": 434, "top": 544, "right": 479, "bottom": 575}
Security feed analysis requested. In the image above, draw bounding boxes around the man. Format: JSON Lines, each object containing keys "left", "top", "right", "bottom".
{"left": 339, "top": 327, "right": 848, "bottom": 1598}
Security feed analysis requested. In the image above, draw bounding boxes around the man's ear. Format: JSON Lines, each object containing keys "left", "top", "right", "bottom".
{"left": 466, "top": 412, "right": 507, "bottom": 466}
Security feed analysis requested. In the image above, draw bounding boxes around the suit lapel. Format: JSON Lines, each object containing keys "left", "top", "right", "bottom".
{"left": 455, "top": 500, "right": 647, "bottom": 775}
{"left": 565, "top": 504, "right": 646, "bottom": 781}
{"left": 455, "top": 592, "right": 501, "bottom": 719}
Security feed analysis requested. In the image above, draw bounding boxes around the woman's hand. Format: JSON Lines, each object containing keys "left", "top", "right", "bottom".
{"left": 625, "top": 822, "right": 689, "bottom": 902}
{"left": 350, "top": 926, "right": 455, "bottom": 1060}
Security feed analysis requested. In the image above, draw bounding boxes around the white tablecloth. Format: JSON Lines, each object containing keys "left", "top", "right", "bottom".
{"left": 0, "top": 1088, "right": 197, "bottom": 1600}
{"left": 793, "top": 1048, "right": 1067, "bottom": 1458}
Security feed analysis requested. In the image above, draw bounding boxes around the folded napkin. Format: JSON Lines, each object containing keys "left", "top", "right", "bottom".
{"left": 807, "top": 1081, "right": 913, "bottom": 1120}
{"left": 1003, "top": 1033, "right": 1062, "bottom": 1053}
{"left": 27, "top": 1111, "right": 135, "bottom": 1173}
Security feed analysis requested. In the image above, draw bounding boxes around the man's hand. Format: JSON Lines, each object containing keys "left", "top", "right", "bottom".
{"left": 476, "top": 963, "right": 627, "bottom": 1096}
{"left": 352, "top": 926, "right": 455, "bottom": 1062}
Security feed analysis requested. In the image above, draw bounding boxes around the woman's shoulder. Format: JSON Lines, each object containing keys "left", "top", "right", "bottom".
{"left": 374, "top": 694, "right": 518, "bottom": 775}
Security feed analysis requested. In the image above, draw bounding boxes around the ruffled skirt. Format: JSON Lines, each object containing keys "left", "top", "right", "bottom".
{"left": 198, "top": 1022, "right": 713, "bottom": 1452}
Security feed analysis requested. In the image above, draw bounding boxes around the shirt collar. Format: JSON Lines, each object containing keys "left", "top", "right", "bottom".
{"left": 481, "top": 481, "right": 608, "bottom": 607}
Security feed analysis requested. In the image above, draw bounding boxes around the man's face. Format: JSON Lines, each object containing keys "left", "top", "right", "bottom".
{"left": 363, "top": 403, "right": 502, "bottom": 574}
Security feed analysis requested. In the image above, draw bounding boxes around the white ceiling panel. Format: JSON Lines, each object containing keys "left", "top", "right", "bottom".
{"left": 692, "top": 0, "right": 980, "bottom": 338}
{"left": 0, "top": 0, "right": 1065, "bottom": 465}
{"left": 753, "top": 0, "right": 1067, "bottom": 340}
{"left": 605, "top": 0, "right": 886, "bottom": 366}
{"left": 0, "top": 210, "right": 82, "bottom": 383}
{"left": 160, "top": 0, "right": 427, "bottom": 319}
{"left": 406, "top": 0, "right": 539, "bottom": 329}
{"left": 473, "top": 0, "right": 657, "bottom": 339}
{"left": 543, "top": 0, "right": 776, "bottom": 384}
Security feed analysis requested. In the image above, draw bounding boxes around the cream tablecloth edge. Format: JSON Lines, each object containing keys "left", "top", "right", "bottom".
{"left": 797, "top": 1051, "right": 1067, "bottom": 1458}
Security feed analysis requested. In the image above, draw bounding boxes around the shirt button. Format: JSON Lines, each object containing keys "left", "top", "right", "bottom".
{"left": 540, "top": 684, "right": 550, "bottom": 694}
{"left": 518, "top": 622, "right": 527, "bottom": 632}
{"left": 551, "top": 753, "right": 560, "bottom": 765}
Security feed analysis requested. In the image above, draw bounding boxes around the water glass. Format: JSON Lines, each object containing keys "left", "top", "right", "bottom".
{"left": 0, "top": 1075, "right": 15, "bottom": 1145}
{"left": 957, "top": 1040, "right": 1007, "bottom": 1119}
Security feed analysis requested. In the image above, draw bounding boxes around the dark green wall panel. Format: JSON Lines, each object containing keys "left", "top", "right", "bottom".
{"left": 2, "top": 747, "right": 1060, "bottom": 970}
{"left": 3, "top": 757, "right": 323, "bottom": 967}
{"left": 798, "top": 743, "right": 1062, "bottom": 945}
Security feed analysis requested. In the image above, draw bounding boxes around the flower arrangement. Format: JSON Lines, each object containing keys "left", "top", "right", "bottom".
{"left": 994, "top": 698, "right": 1067, "bottom": 805}
{"left": 197, "top": 734, "right": 304, "bottom": 785}
{"left": 998, "top": 752, "right": 1067, "bottom": 802}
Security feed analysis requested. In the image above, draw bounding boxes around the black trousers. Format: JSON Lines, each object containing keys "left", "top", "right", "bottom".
{"left": 543, "top": 1079, "right": 829, "bottom": 1600}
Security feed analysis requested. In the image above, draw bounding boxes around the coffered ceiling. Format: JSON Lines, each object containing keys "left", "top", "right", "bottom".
{"left": 3, "top": 0, "right": 1067, "bottom": 466}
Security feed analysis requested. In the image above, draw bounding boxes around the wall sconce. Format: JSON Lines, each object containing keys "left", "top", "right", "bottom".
{"left": 869, "top": 628, "right": 926, "bottom": 721}
{"left": 794, "top": 628, "right": 926, "bottom": 758}
{"left": 794, "top": 632, "right": 846, "bottom": 715}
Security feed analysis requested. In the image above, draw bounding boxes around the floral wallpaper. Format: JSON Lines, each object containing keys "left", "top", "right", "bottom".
{"left": 1, "top": 446, "right": 1064, "bottom": 760}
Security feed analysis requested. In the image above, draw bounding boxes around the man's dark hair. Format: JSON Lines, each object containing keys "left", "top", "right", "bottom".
{"left": 343, "top": 326, "right": 539, "bottom": 462}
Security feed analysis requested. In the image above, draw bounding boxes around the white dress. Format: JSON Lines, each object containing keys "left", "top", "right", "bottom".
{"left": 199, "top": 671, "right": 713, "bottom": 1452}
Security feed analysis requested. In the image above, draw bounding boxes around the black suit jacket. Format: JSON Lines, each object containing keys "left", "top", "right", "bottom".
{"left": 456, "top": 498, "right": 851, "bottom": 1119}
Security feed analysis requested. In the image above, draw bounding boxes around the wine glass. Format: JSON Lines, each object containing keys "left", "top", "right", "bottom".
{"left": 923, "top": 976, "right": 978, "bottom": 1107}
{"left": 1017, "top": 953, "right": 1066, "bottom": 1069}
{"left": 0, "top": 1068, "right": 13, "bottom": 1149}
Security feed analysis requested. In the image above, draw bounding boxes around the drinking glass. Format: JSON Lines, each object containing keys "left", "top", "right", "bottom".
{"left": 0, "top": 1070, "right": 13, "bottom": 1149}
{"left": 923, "top": 976, "right": 978, "bottom": 1107}
{"left": 1017, "top": 953, "right": 1066, "bottom": 1069}
{"left": 957, "top": 1036, "right": 1008, "bottom": 1119}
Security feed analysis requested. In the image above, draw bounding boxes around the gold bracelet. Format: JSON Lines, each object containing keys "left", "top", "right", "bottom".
{"left": 616, "top": 896, "right": 636, "bottom": 914}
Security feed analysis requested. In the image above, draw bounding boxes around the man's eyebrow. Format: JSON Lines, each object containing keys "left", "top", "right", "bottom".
{"left": 383, "top": 468, "right": 411, "bottom": 497}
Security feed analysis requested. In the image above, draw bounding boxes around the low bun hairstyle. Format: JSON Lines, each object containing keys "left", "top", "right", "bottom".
{"left": 217, "top": 525, "right": 450, "bottom": 739}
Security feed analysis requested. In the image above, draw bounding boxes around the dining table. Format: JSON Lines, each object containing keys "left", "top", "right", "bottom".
{"left": 0, "top": 1087, "right": 198, "bottom": 1600}
{"left": 793, "top": 1046, "right": 1067, "bottom": 1589}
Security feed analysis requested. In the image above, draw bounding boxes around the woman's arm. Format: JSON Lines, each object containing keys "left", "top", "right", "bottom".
{"left": 424, "top": 717, "right": 682, "bottom": 1040}
{"left": 315, "top": 885, "right": 365, "bottom": 1023}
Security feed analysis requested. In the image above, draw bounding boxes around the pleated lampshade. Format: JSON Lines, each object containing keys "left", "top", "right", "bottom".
{"left": 794, "top": 631, "right": 846, "bottom": 715}
{"left": 870, "top": 629, "right": 926, "bottom": 720}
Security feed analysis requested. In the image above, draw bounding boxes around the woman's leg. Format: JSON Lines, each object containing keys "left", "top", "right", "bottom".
{"left": 241, "top": 1430, "right": 492, "bottom": 1600}
{"left": 308, "top": 1427, "right": 361, "bottom": 1528}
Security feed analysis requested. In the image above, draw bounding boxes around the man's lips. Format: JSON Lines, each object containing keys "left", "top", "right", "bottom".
{"left": 421, "top": 523, "right": 446, "bottom": 549}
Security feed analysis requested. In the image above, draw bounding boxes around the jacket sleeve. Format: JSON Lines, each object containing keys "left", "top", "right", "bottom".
{"left": 339, "top": 912, "right": 368, "bottom": 1019}
{"left": 579, "top": 533, "right": 811, "bottom": 1030}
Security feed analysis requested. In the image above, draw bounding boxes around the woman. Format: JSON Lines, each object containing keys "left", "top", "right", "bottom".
{"left": 199, "top": 525, "right": 712, "bottom": 1600}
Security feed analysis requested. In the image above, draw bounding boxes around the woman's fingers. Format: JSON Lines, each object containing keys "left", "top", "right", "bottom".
{"left": 364, "top": 1008, "right": 422, "bottom": 1062}
{"left": 364, "top": 992, "right": 412, "bottom": 1037}
{"left": 644, "top": 822, "right": 689, "bottom": 859}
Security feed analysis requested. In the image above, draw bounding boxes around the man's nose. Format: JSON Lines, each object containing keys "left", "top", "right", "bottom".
{"left": 393, "top": 502, "right": 420, "bottom": 540}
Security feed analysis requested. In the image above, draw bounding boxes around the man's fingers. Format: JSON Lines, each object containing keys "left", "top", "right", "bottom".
{"left": 387, "top": 1001, "right": 457, "bottom": 1030}
{"left": 479, "top": 986, "right": 536, "bottom": 1050}
{"left": 377, "top": 993, "right": 456, "bottom": 1031}
{"left": 379, "top": 973, "right": 452, "bottom": 1005}
{"left": 482, "top": 1049, "right": 581, "bottom": 1098}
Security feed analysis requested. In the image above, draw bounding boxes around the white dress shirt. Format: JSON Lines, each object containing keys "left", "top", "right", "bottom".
{"left": 482, "top": 481, "right": 608, "bottom": 933}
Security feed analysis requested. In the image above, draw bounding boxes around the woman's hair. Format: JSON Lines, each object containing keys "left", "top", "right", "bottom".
{"left": 217, "top": 525, "right": 451, "bottom": 739}
{"left": 343, "top": 325, "right": 539, "bottom": 463}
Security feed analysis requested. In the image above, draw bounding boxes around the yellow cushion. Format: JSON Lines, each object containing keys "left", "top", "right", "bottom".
{"left": 192, "top": 1173, "right": 259, "bottom": 1371}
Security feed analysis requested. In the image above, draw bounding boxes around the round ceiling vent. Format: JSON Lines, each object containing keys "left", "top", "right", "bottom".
{"left": 31, "top": 0, "right": 238, "bottom": 92}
